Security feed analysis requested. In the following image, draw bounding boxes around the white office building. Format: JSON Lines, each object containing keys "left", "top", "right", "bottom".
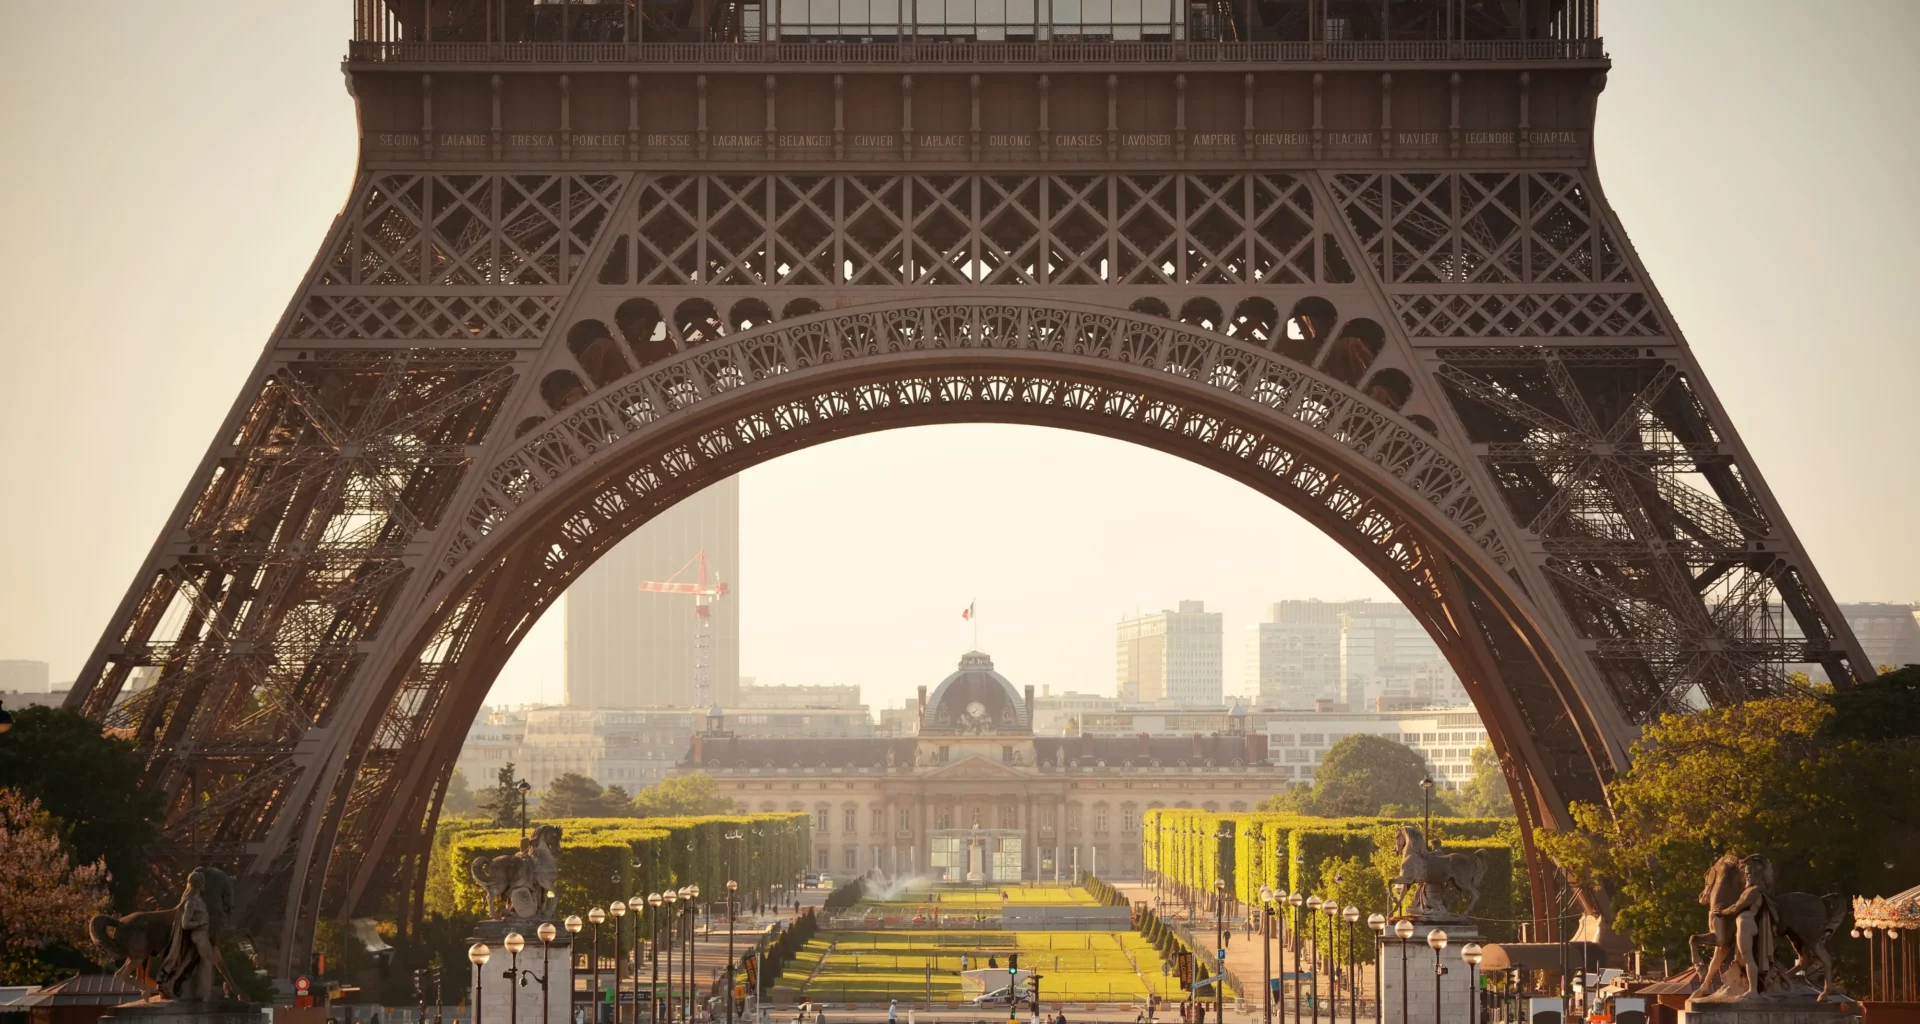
{"left": 1247, "top": 599, "right": 1467, "bottom": 710}
{"left": 1116, "top": 600, "right": 1222, "bottom": 706}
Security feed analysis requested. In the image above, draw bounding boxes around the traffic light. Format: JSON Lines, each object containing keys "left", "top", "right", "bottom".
{"left": 1008, "top": 953, "right": 1019, "bottom": 974}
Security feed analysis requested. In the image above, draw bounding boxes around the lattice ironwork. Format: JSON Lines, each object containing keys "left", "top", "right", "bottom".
{"left": 68, "top": 144, "right": 1870, "bottom": 981}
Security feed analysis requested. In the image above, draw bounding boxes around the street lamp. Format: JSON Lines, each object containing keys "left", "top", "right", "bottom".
{"left": 661, "top": 891, "right": 678, "bottom": 1024}
{"left": 1461, "top": 944, "right": 1483, "bottom": 1024}
{"left": 725, "top": 876, "right": 741, "bottom": 1022}
{"left": 1393, "top": 920, "right": 1415, "bottom": 1024}
{"left": 566, "top": 916, "right": 586, "bottom": 1024}
{"left": 1307, "top": 896, "right": 1323, "bottom": 1020}
{"left": 682, "top": 886, "right": 700, "bottom": 1024}
{"left": 1426, "top": 930, "right": 1448, "bottom": 1024}
{"left": 1367, "top": 915, "right": 1386, "bottom": 1024}
{"left": 470, "top": 943, "right": 493, "bottom": 1024}
{"left": 628, "top": 895, "right": 648, "bottom": 1024}
{"left": 587, "top": 908, "right": 607, "bottom": 1024}
{"left": 517, "top": 779, "right": 534, "bottom": 839}
{"left": 538, "top": 922, "right": 559, "bottom": 1024}
{"left": 1418, "top": 778, "right": 1434, "bottom": 839}
{"left": 607, "top": 901, "right": 628, "bottom": 1024}
{"left": 503, "top": 932, "right": 527, "bottom": 1024}
{"left": 1214, "top": 878, "right": 1228, "bottom": 1024}
{"left": 1321, "top": 901, "right": 1340, "bottom": 1023}
{"left": 1289, "top": 893, "right": 1305, "bottom": 1024}
{"left": 1260, "top": 886, "right": 1276, "bottom": 1024}
{"left": 1343, "top": 905, "right": 1360, "bottom": 1024}
{"left": 648, "top": 893, "right": 665, "bottom": 1024}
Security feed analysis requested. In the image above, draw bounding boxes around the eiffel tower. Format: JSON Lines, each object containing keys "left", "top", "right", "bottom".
{"left": 67, "top": 0, "right": 1871, "bottom": 975}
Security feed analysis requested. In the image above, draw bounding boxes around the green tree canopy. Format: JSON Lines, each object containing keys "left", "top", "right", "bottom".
{"left": 441, "top": 768, "right": 477, "bottom": 816}
{"left": 0, "top": 789, "right": 112, "bottom": 984}
{"left": 479, "top": 763, "right": 527, "bottom": 827}
{"left": 0, "top": 706, "right": 163, "bottom": 906}
{"left": 1306, "top": 733, "right": 1434, "bottom": 816}
{"left": 1450, "top": 744, "right": 1516, "bottom": 818}
{"left": 631, "top": 773, "right": 734, "bottom": 817}
{"left": 1537, "top": 668, "right": 1920, "bottom": 962}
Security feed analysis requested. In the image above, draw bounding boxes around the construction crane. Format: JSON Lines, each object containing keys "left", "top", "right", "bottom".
{"left": 638, "top": 549, "right": 729, "bottom": 709}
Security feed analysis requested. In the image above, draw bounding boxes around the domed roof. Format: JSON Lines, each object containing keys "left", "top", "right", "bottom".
{"left": 923, "top": 651, "right": 1029, "bottom": 734}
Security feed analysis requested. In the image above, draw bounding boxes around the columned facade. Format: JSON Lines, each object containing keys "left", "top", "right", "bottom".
{"left": 686, "top": 651, "right": 1275, "bottom": 883}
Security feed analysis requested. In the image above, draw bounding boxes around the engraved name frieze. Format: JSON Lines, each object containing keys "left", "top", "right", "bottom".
{"left": 508, "top": 133, "right": 555, "bottom": 146}
{"left": 987, "top": 133, "right": 1034, "bottom": 146}
{"left": 1189, "top": 132, "right": 1239, "bottom": 146}
{"left": 1052, "top": 132, "right": 1103, "bottom": 147}
{"left": 1122, "top": 133, "right": 1172, "bottom": 146}
{"left": 851, "top": 133, "right": 897, "bottom": 147}
{"left": 918, "top": 133, "right": 968, "bottom": 148}
{"left": 1464, "top": 130, "right": 1581, "bottom": 145}
{"left": 711, "top": 133, "right": 762, "bottom": 147}
{"left": 645, "top": 134, "right": 693, "bottom": 147}
{"left": 438, "top": 133, "right": 488, "bottom": 147}
{"left": 376, "top": 132, "right": 422, "bottom": 146}
{"left": 573, "top": 133, "right": 626, "bottom": 147}
{"left": 1397, "top": 131, "right": 1442, "bottom": 146}
{"left": 1248, "top": 132, "right": 1310, "bottom": 146}
{"left": 1326, "top": 131, "right": 1373, "bottom": 145}
{"left": 778, "top": 134, "right": 833, "bottom": 147}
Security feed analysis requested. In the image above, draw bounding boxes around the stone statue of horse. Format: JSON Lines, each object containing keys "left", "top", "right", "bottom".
{"left": 471, "top": 824, "right": 562, "bottom": 919}
{"left": 1390, "top": 825, "right": 1488, "bottom": 917}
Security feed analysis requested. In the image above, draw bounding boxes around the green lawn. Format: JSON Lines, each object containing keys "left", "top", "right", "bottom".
{"left": 781, "top": 929, "right": 1205, "bottom": 1004}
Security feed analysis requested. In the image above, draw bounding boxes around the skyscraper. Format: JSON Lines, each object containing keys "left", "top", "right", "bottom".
{"left": 1115, "top": 601, "right": 1222, "bottom": 706}
{"left": 1247, "top": 599, "right": 1467, "bottom": 709}
{"left": 564, "top": 476, "right": 740, "bottom": 708}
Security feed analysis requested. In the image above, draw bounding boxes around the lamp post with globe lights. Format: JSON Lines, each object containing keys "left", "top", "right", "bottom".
{"left": 503, "top": 932, "right": 527, "bottom": 1024}
{"left": 1461, "top": 944, "right": 1483, "bottom": 1024}
{"left": 1260, "top": 887, "right": 1276, "bottom": 1024}
{"left": 683, "top": 885, "right": 700, "bottom": 1024}
{"left": 470, "top": 943, "right": 493, "bottom": 1024}
{"left": 725, "top": 879, "right": 740, "bottom": 1024}
{"left": 1342, "top": 905, "right": 1360, "bottom": 1024}
{"left": 1393, "top": 920, "right": 1415, "bottom": 1024}
{"left": 1306, "top": 896, "right": 1323, "bottom": 1020}
{"left": 648, "top": 893, "right": 665, "bottom": 1024}
{"left": 587, "top": 908, "right": 607, "bottom": 1024}
{"left": 1214, "top": 878, "right": 1228, "bottom": 1024}
{"left": 1289, "top": 893, "right": 1306, "bottom": 1024}
{"left": 565, "top": 916, "right": 585, "bottom": 1024}
{"left": 537, "top": 922, "right": 559, "bottom": 1024}
{"left": 660, "top": 891, "right": 677, "bottom": 1024}
{"left": 1367, "top": 915, "right": 1386, "bottom": 1024}
{"left": 607, "top": 901, "right": 628, "bottom": 1024}
{"left": 1426, "top": 930, "right": 1448, "bottom": 1024}
{"left": 627, "top": 896, "right": 648, "bottom": 1024}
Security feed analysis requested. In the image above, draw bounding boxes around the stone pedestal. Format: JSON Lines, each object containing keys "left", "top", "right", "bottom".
{"left": 1681, "top": 999, "right": 1860, "bottom": 1024}
{"left": 1380, "top": 921, "right": 1483, "bottom": 1024}
{"left": 99, "top": 998, "right": 260, "bottom": 1024}
{"left": 470, "top": 920, "right": 575, "bottom": 1024}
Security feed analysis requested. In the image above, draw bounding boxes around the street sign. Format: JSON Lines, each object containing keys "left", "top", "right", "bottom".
{"left": 295, "top": 977, "right": 311, "bottom": 993}
{"left": 1217, "top": 949, "right": 1226, "bottom": 961}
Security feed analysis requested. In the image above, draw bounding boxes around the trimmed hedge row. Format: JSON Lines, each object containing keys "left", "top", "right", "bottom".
{"left": 426, "top": 813, "right": 810, "bottom": 918}
{"left": 1142, "top": 809, "right": 1527, "bottom": 940}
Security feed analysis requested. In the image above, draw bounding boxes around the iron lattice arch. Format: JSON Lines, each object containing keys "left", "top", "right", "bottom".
{"left": 70, "top": 159, "right": 1867, "bottom": 975}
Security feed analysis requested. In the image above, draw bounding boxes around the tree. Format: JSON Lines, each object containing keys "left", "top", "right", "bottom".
{"left": 441, "top": 768, "right": 477, "bottom": 817}
{"left": 0, "top": 706, "right": 163, "bottom": 906}
{"left": 1537, "top": 668, "right": 1920, "bottom": 961}
{"left": 1305, "top": 734, "right": 1433, "bottom": 816}
{"left": 0, "top": 789, "right": 112, "bottom": 984}
{"left": 1450, "top": 744, "right": 1516, "bottom": 818}
{"left": 1320, "top": 855, "right": 1390, "bottom": 963}
{"left": 1255, "top": 784, "right": 1311, "bottom": 814}
{"left": 629, "top": 773, "right": 734, "bottom": 817}
{"left": 540, "top": 773, "right": 618, "bottom": 817}
{"left": 479, "top": 763, "right": 527, "bottom": 828}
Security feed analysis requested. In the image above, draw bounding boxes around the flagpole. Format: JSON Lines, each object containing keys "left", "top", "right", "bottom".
{"left": 971, "top": 598, "right": 978, "bottom": 650}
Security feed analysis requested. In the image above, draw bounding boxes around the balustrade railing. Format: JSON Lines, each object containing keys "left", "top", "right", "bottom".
{"left": 345, "top": 37, "right": 1603, "bottom": 64}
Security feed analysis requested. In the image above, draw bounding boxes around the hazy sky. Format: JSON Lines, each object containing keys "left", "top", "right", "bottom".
{"left": 1, "top": 3, "right": 1915, "bottom": 714}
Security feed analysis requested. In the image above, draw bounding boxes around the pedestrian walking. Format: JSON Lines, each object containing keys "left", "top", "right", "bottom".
{"left": 888, "top": 1002, "right": 897, "bottom": 1024}
{"left": 813, "top": 1008, "right": 825, "bottom": 1024}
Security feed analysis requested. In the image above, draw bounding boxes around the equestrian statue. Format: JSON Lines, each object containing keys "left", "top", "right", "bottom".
{"left": 1389, "top": 825, "right": 1488, "bottom": 919}
{"left": 1691, "top": 852, "right": 1849, "bottom": 1003}
{"left": 470, "top": 823, "right": 562, "bottom": 919}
